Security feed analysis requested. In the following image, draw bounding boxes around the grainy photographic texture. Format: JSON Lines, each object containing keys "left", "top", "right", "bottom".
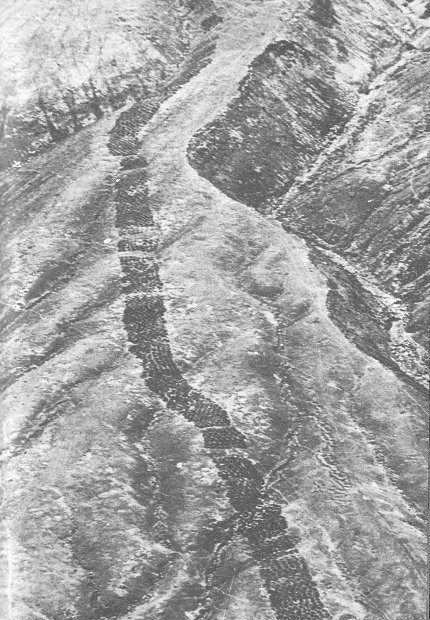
{"left": 0, "top": 1, "right": 428, "bottom": 619}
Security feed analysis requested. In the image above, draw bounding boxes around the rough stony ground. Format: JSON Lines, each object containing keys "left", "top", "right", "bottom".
{"left": 0, "top": 1, "right": 428, "bottom": 620}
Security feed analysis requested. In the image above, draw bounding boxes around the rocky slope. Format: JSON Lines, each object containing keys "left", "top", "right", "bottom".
{"left": 188, "top": 0, "right": 429, "bottom": 393}
{"left": 0, "top": 0, "right": 218, "bottom": 170}
{"left": 0, "top": 1, "right": 428, "bottom": 620}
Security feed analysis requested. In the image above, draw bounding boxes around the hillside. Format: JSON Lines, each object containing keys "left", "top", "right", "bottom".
{"left": 0, "top": 1, "right": 428, "bottom": 620}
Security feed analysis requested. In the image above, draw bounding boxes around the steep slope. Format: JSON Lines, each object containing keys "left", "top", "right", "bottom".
{"left": 188, "top": 0, "right": 429, "bottom": 393}
{"left": 276, "top": 39, "right": 430, "bottom": 360}
{"left": 1, "top": 1, "right": 428, "bottom": 620}
{"left": 0, "top": 0, "right": 218, "bottom": 169}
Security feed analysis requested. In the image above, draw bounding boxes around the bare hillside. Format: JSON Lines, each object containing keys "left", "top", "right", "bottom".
{"left": 0, "top": 2, "right": 428, "bottom": 619}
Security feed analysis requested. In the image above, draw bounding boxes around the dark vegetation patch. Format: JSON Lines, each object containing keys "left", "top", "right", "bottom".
{"left": 188, "top": 34, "right": 429, "bottom": 397}
{"left": 71, "top": 535, "right": 170, "bottom": 620}
{"left": 313, "top": 249, "right": 428, "bottom": 395}
{"left": 202, "top": 426, "right": 248, "bottom": 449}
{"left": 201, "top": 13, "right": 223, "bottom": 32}
{"left": 104, "top": 44, "right": 330, "bottom": 619}
{"left": 246, "top": 282, "right": 284, "bottom": 299}
{"left": 158, "top": 581, "right": 206, "bottom": 618}
{"left": 0, "top": 73, "right": 136, "bottom": 171}
{"left": 25, "top": 257, "right": 82, "bottom": 308}
{"left": 0, "top": 0, "right": 220, "bottom": 171}
{"left": 188, "top": 39, "right": 351, "bottom": 211}
{"left": 422, "top": 1, "right": 430, "bottom": 18}
{"left": 163, "top": 38, "right": 217, "bottom": 97}
{"left": 309, "top": 0, "right": 339, "bottom": 28}
{"left": 108, "top": 35, "right": 216, "bottom": 156}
